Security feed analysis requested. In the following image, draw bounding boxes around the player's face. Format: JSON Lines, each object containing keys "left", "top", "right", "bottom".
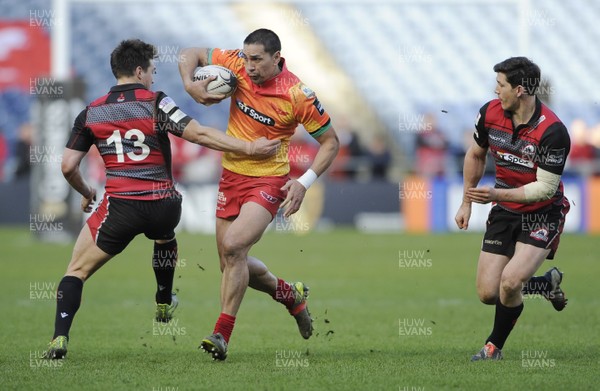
{"left": 495, "top": 72, "right": 519, "bottom": 111}
{"left": 139, "top": 60, "right": 156, "bottom": 89}
{"left": 242, "top": 44, "right": 281, "bottom": 85}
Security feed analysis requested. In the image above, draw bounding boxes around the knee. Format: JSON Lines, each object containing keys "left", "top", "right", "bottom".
{"left": 500, "top": 274, "right": 524, "bottom": 296}
{"left": 478, "top": 290, "right": 498, "bottom": 305}
{"left": 476, "top": 282, "right": 499, "bottom": 304}
{"left": 221, "top": 235, "right": 248, "bottom": 263}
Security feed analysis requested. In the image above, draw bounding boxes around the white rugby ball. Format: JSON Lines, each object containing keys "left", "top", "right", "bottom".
{"left": 193, "top": 65, "right": 237, "bottom": 97}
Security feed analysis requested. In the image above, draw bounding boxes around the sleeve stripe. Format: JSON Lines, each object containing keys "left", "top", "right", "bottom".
{"left": 309, "top": 120, "right": 331, "bottom": 138}
{"left": 207, "top": 48, "right": 214, "bottom": 65}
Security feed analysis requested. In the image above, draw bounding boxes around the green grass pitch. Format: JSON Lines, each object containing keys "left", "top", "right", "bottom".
{"left": 1, "top": 227, "right": 598, "bottom": 390}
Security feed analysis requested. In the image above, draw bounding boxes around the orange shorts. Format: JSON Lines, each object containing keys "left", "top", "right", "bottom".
{"left": 216, "top": 168, "right": 289, "bottom": 219}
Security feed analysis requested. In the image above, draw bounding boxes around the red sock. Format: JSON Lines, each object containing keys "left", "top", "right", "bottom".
{"left": 272, "top": 278, "right": 296, "bottom": 311}
{"left": 213, "top": 313, "right": 236, "bottom": 343}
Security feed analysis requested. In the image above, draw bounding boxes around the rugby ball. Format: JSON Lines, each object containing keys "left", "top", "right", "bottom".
{"left": 193, "top": 65, "right": 237, "bottom": 97}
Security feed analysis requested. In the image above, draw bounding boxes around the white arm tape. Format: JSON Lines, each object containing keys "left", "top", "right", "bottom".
{"left": 297, "top": 169, "right": 318, "bottom": 190}
{"left": 523, "top": 167, "right": 561, "bottom": 202}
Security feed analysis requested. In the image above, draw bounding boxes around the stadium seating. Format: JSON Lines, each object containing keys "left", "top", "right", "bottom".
{"left": 1, "top": 0, "right": 599, "bottom": 164}
{"left": 296, "top": 0, "right": 600, "bottom": 149}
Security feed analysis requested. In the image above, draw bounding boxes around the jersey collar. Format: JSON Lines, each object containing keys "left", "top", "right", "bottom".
{"left": 505, "top": 97, "right": 543, "bottom": 141}
{"left": 110, "top": 83, "right": 147, "bottom": 92}
{"left": 503, "top": 97, "right": 542, "bottom": 127}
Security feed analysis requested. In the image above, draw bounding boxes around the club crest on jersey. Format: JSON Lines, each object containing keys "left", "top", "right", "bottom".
{"left": 269, "top": 102, "right": 289, "bottom": 117}
{"left": 521, "top": 144, "right": 536, "bottom": 161}
{"left": 236, "top": 100, "right": 275, "bottom": 126}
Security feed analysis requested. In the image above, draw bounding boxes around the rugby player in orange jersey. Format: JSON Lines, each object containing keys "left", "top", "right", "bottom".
{"left": 179, "top": 28, "right": 339, "bottom": 360}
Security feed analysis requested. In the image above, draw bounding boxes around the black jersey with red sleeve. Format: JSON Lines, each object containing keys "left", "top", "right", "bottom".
{"left": 473, "top": 98, "right": 570, "bottom": 213}
{"left": 66, "top": 83, "right": 192, "bottom": 200}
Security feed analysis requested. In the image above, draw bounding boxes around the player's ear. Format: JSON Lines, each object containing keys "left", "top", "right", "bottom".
{"left": 134, "top": 65, "right": 144, "bottom": 80}
{"left": 515, "top": 84, "right": 524, "bottom": 98}
{"left": 272, "top": 51, "right": 281, "bottom": 65}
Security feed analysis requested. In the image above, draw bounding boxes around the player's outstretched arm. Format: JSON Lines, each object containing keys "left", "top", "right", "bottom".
{"left": 178, "top": 47, "right": 226, "bottom": 105}
{"left": 181, "top": 119, "right": 280, "bottom": 157}
{"left": 61, "top": 148, "right": 96, "bottom": 213}
{"left": 281, "top": 127, "right": 340, "bottom": 217}
{"left": 455, "top": 140, "right": 487, "bottom": 229}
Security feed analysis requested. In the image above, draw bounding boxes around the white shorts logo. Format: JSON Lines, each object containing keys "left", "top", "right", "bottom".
{"left": 260, "top": 191, "right": 278, "bottom": 204}
{"left": 217, "top": 191, "right": 226, "bottom": 205}
{"left": 530, "top": 228, "right": 549, "bottom": 242}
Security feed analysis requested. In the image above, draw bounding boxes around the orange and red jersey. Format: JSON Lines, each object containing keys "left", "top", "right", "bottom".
{"left": 208, "top": 48, "right": 331, "bottom": 177}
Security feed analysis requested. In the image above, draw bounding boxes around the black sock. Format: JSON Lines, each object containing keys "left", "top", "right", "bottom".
{"left": 522, "top": 275, "right": 551, "bottom": 295}
{"left": 53, "top": 276, "right": 84, "bottom": 339}
{"left": 153, "top": 239, "right": 177, "bottom": 304}
{"left": 486, "top": 300, "right": 524, "bottom": 350}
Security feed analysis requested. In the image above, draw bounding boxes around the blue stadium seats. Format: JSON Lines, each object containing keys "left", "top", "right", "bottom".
{"left": 297, "top": 0, "right": 600, "bottom": 149}
{"left": 1, "top": 0, "right": 599, "bottom": 158}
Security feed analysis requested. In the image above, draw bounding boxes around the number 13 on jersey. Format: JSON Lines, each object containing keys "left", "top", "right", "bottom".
{"left": 106, "top": 129, "right": 150, "bottom": 162}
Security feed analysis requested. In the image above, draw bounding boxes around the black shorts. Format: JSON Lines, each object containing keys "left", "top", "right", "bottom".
{"left": 481, "top": 198, "right": 570, "bottom": 260}
{"left": 87, "top": 195, "right": 182, "bottom": 255}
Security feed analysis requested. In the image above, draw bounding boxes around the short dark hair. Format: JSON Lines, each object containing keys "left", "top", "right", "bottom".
{"left": 110, "top": 39, "right": 157, "bottom": 79}
{"left": 243, "top": 28, "right": 281, "bottom": 55}
{"left": 493, "top": 57, "right": 541, "bottom": 95}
